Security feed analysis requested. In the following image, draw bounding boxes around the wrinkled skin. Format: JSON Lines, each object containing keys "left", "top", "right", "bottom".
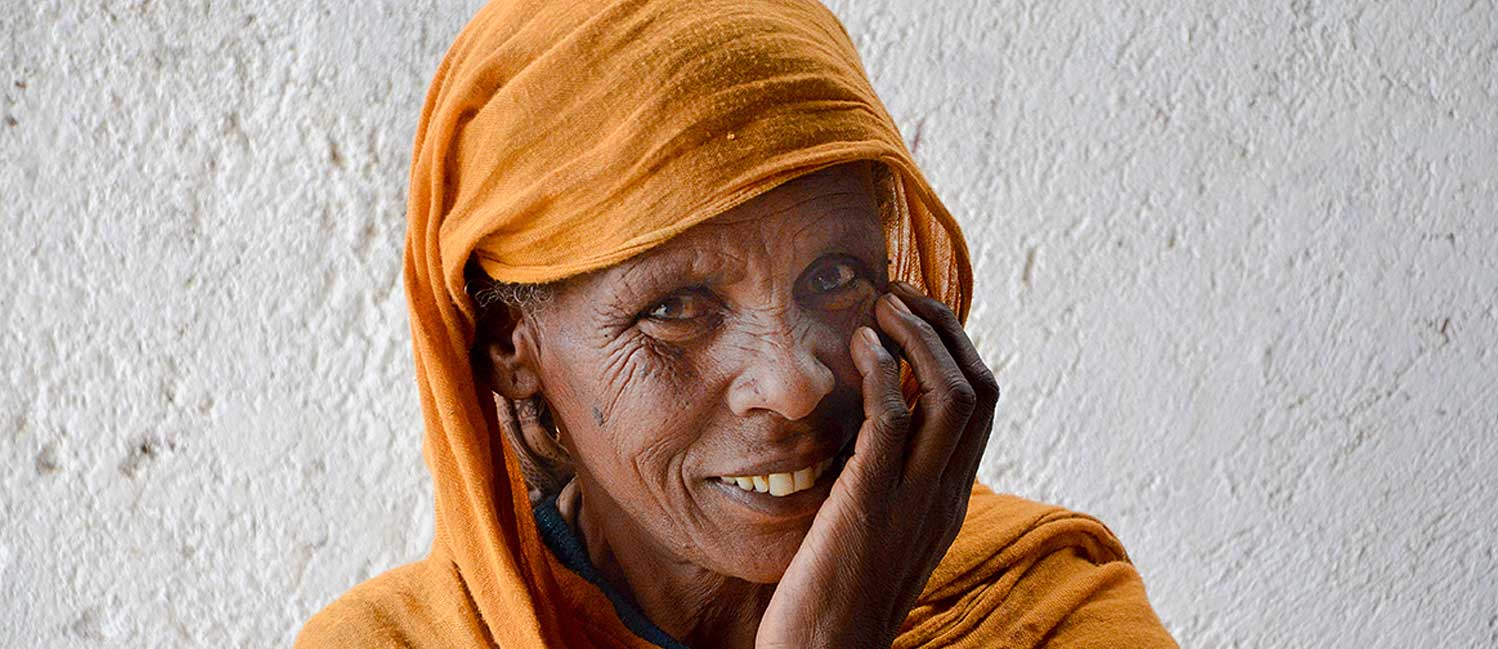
{"left": 479, "top": 163, "right": 998, "bottom": 648}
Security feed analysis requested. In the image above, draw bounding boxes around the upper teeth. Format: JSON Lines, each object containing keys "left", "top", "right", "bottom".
{"left": 718, "top": 457, "right": 836, "bottom": 497}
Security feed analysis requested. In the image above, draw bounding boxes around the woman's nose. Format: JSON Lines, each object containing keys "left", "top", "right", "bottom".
{"left": 725, "top": 324, "right": 837, "bottom": 421}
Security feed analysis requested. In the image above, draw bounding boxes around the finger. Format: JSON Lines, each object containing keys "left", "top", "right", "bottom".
{"left": 945, "top": 415, "right": 994, "bottom": 493}
{"left": 846, "top": 325, "right": 911, "bottom": 489}
{"left": 874, "top": 293, "right": 975, "bottom": 479}
{"left": 889, "top": 282, "right": 1000, "bottom": 408}
{"left": 889, "top": 283, "right": 1001, "bottom": 485}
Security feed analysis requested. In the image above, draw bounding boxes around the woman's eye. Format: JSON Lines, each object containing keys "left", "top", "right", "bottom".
{"left": 808, "top": 262, "right": 858, "bottom": 293}
{"left": 637, "top": 289, "right": 721, "bottom": 345}
{"left": 643, "top": 291, "right": 715, "bottom": 321}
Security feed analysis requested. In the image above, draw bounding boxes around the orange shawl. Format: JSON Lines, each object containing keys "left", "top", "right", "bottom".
{"left": 298, "top": 0, "right": 1175, "bottom": 646}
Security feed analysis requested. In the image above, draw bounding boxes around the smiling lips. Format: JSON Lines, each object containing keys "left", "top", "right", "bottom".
{"left": 717, "top": 456, "right": 838, "bottom": 497}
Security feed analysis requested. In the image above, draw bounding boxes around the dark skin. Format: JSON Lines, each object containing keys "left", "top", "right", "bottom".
{"left": 479, "top": 163, "right": 999, "bottom": 648}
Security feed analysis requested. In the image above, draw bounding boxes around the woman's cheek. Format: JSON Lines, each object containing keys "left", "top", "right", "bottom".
{"left": 613, "top": 339, "right": 708, "bottom": 418}
{"left": 566, "top": 335, "right": 663, "bottom": 441}
{"left": 813, "top": 297, "right": 876, "bottom": 386}
{"left": 857, "top": 289, "right": 881, "bottom": 327}
{"left": 583, "top": 349, "right": 696, "bottom": 481}
{"left": 830, "top": 288, "right": 881, "bottom": 347}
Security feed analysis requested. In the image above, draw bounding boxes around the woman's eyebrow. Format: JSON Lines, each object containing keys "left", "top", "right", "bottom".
{"left": 603, "top": 201, "right": 880, "bottom": 296}
{"left": 786, "top": 207, "right": 883, "bottom": 261}
{"left": 608, "top": 248, "right": 736, "bottom": 298}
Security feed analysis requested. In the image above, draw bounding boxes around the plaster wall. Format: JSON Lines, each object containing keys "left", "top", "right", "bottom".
{"left": 2, "top": 1, "right": 1495, "bottom": 646}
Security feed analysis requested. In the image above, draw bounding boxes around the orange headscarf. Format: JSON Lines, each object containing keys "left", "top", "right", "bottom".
{"left": 298, "top": 1, "right": 1175, "bottom": 646}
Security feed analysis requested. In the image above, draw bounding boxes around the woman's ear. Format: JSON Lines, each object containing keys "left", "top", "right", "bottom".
{"left": 476, "top": 305, "right": 543, "bottom": 401}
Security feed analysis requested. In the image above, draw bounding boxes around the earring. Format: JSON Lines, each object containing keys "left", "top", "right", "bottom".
{"left": 515, "top": 397, "right": 569, "bottom": 463}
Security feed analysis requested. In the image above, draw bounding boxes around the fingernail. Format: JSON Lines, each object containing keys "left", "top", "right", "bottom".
{"left": 892, "top": 281, "right": 918, "bottom": 293}
{"left": 858, "top": 326, "right": 880, "bottom": 349}
{"left": 883, "top": 293, "right": 912, "bottom": 314}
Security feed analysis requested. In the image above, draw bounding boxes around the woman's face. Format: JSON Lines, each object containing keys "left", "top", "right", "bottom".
{"left": 512, "top": 164, "right": 888, "bottom": 583}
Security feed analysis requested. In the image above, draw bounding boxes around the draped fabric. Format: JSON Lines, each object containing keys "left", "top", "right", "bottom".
{"left": 297, "top": 0, "right": 1175, "bottom": 646}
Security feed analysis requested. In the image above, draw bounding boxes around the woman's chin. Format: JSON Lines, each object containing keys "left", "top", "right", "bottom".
{"left": 693, "top": 474, "right": 839, "bottom": 583}
{"left": 718, "top": 535, "right": 804, "bottom": 584}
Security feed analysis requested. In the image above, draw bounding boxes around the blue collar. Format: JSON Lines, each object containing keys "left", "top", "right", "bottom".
{"left": 532, "top": 497, "right": 692, "bottom": 649}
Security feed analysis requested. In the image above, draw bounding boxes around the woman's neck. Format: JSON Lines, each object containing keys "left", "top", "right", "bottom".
{"left": 559, "top": 479, "right": 776, "bottom": 649}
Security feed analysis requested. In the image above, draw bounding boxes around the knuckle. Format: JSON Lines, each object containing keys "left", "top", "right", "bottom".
{"left": 875, "top": 404, "right": 912, "bottom": 435}
{"left": 943, "top": 378, "right": 978, "bottom": 413}
{"left": 973, "top": 371, "right": 1000, "bottom": 401}
{"left": 932, "top": 303, "right": 962, "bottom": 331}
{"left": 909, "top": 317, "right": 939, "bottom": 341}
{"left": 876, "top": 349, "right": 902, "bottom": 376}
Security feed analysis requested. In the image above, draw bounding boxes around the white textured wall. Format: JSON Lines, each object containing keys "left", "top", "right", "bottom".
{"left": 3, "top": 1, "right": 1494, "bottom": 646}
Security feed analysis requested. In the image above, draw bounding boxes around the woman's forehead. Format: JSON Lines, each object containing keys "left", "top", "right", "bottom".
{"left": 631, "top": 176, "right": 878, "bottom": 268}
{"left": 567, "top": 168, "right": 883, "bottom": 298}
{"left": 709, "top": 164, "right": 875, "bottom": 225}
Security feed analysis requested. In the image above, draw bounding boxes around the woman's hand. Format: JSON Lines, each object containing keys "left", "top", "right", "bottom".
{"left": 756, "top": 282, "right": 1000, "bottom": 649}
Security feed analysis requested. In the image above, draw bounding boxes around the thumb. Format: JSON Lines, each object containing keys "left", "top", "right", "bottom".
{"left": 844, "top": 326, "right": 910, "bottom": 490}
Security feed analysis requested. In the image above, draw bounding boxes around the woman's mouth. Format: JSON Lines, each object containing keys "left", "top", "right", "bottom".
{"left": 710, "top": 437, "right": 856, "bottom": 498}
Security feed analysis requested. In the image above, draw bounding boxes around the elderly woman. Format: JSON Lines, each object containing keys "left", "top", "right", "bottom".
{"left": 299, "top": 0, "right": 1174, "bottom": 647}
